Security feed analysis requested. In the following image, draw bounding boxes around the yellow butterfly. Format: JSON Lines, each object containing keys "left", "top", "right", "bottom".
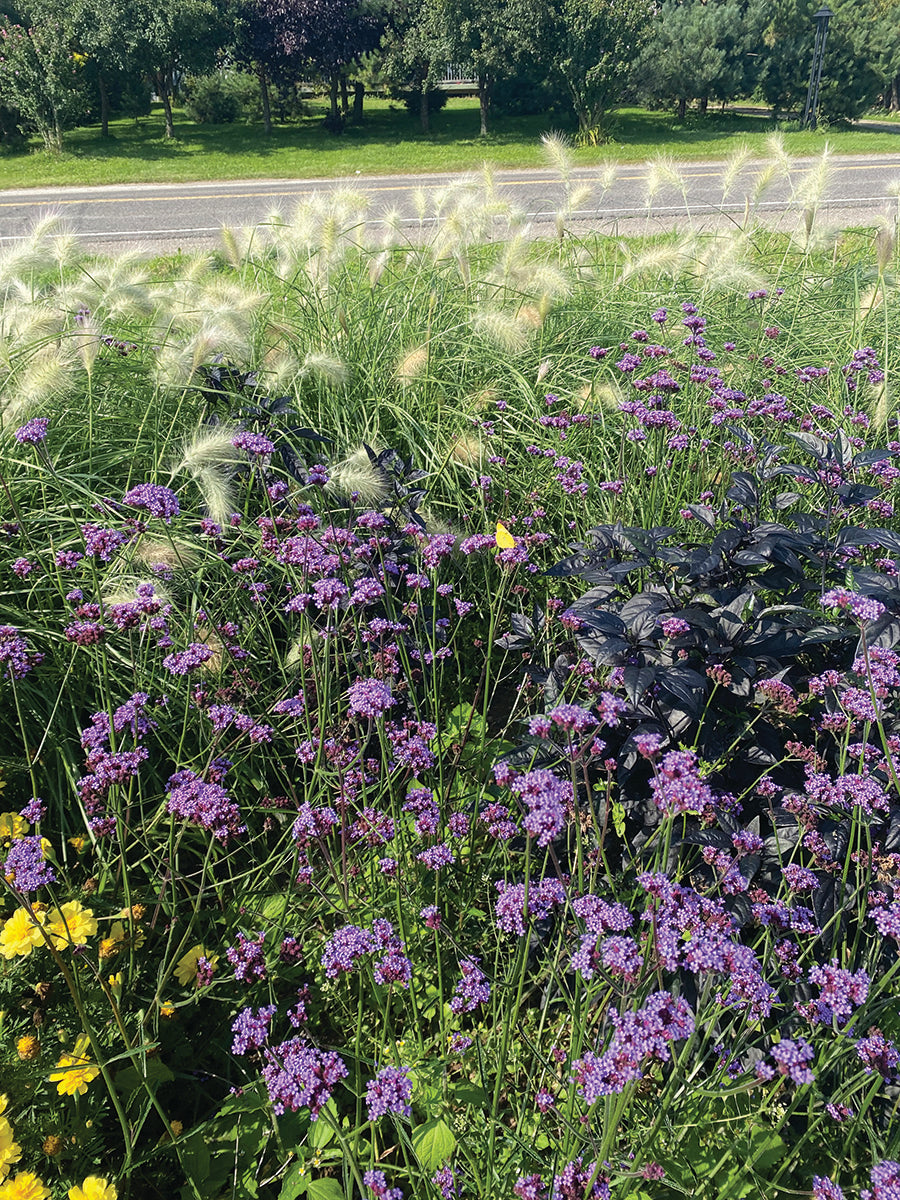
{"left": 495, "top": 520, "right": 515, "bottom": 549}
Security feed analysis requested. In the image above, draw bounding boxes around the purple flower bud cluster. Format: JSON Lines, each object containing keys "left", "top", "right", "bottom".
{"left": 162, "top": 642, "right": 215, "bottom": 675}
{"left": 450, "top": 958, "right": 490, "bottom": 1014}
{"left": 756, "top": 1037, "right": 815, "bottom": 1085}
{"left": 856, "top": 1030, "right": 900, "bottom": 1081}
{"left": 650, "top": 749, "right": 715, "bottom": 817}
{"left": 510, "top": 768, "right": 570, "bottom": 846}
{"left": 233, "top": 431, "right": 275, "bottom": 456}
{"left": 261, "top": 1038, "right": 347, "bottom": 1118}
{"left": 364, "top": 1170, "right": 403, "bottom": 1200}
{"left": 573, "top": 990, "right": 694, "bottom": 1101}
{"left": 0, "top": 624, "right": 43, "bottom": 679}
{"left": 821, "top": 587, "right": 886, "bottom": 623}
{"left": 122, "top": 483, "right": 180, "bottom": 522}
{"left": 226, "top": 932, "right": 267, "bottom": 982}
{"left": 347, "top": 677, "right": 395, "bottom": 719}
{"left": 495, "top": 877, "right": 567, "bottom": 935}
{"left": 3, "top": 835, "right": 56, "bottom": 892}
{"left": 14, "top": 417, "right": 49, "bottom": 444}
{"left": 231, "top": 1004, "right": 276, "bottom": 1054}
{"left": 551, "top": 1157, "right": 610, "bottom": 1200}
{"left": 166, "top": 768, "right": 246, "bottom": 843}
{"left": 321, "top": 920, "right": 412, "bottom": 988}
{"left": 365, "top": 1065, "right": 412, "bottom": 1120}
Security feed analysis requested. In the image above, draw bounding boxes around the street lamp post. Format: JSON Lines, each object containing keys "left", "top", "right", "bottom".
{"left": 801, "top": 6, "right": 833, "bottom": 130}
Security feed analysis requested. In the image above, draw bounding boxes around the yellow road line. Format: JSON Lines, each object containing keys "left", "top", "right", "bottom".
{"left": 0, "top": 158, "right": 896, "bottom": 209}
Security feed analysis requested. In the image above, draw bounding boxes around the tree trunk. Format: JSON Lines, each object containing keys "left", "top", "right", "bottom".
{"left": 352, "top": 79, "right": 364, "bottom": 123}
{"left": 478, "top": 72, "right": 490, "bottom": 136}
{"left": 329, "top": 74, "right": 340, "bottom": 123}
{"left": 677, "top": 95, "right": 687, "bottom": 121}
{"left": 340, "top": 73, "right": 349, "bottom": 118}
{"left": 419, "top": 83, "right": 429, "bottom": 134}
{"left": 157, "top": 72, "right": 175, "bottom": 138}
{"left": 699, "top": 95, "right": 708, "bottom": 116}
{"left": 258, "top": 62, "right": 272, "bottom": 134}
{"left": 98, "top": 70, "right": 110, "bottom": 137}
{"left": 893, "top": 74, "right": 900, "bottom": 112}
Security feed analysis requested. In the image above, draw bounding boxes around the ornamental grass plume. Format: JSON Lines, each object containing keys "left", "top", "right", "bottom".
{"left": 470, "top": 308, "right": 533, "bottom": 355}
{"left": 300, "top": 351, "right": 349, "bottom": 388}
{"left": 327, "top": 448, "right": 391, "bottom": 506}
{"left": 394, "top": 345, "right": 429, "bottom": 386}
{"left": 170, "top": 424, "right": 241, "bottom": 527}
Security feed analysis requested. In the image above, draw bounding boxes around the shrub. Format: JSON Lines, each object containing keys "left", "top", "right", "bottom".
{"left": 182, "top": 72, "right": 242, "bottom": 124}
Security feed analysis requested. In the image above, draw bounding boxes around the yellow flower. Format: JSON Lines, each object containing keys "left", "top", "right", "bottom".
{"left": 15, "top": 1036, "right": 39, "bottom": 1061}
{"left": 0, "top": 1117, "right": 21, "bottom": 1181}
{"left": 44, "top": 902, "right": 97, "bottom": 949}
{"left": 40, "top": 1137, "right": 61, "bottom": 1158}
{"left": 174, "top": 945, "right": 217, "bottom": 987}
{"left": 67, "top": 837, "right": 86, "bottom": 854}
{"left": 68, "top": 1178, "right": 117, "bottom": 1200}
{"left": 49, "top": 1035, "right": 100, "bottom": 1097}
{"left": 98, "top": 921, "right": 127, "bottom": 960}
{"left": 107, "top": 973, "right": 123, "bottom": 1002}
{"left": 0, "top": 909, "right": 45, "bottom": 959}
{"left": 158, "top": 1001, "right": 176, "bottom": 1019}
{"left": 0, "top": 1172, "right": 49, "bottom": 1200}
{"left": 0, "top": 815, "right": 27, "bottom": 841}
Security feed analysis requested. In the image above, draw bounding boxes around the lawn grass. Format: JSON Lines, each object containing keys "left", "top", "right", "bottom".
{"left": 2, "top": 96, "right": 900, "bottom": 190}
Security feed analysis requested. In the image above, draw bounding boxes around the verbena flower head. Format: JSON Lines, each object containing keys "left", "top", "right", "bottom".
{"left": 261, "top": 1038, "right": 347, "bottom": 1118}
{"left": 233, "top": 431, "right": 275, "bottom": 456}
{"left": 365, "top": 1065, "right": 412, "bottom": 1120}
{"left": 122, "top": 483, "right": 180, "bottom": 522}
{"left": 821, "top": 587, "right": 885, "bottom": 622}
{"left": 863, "top": 1161, "right": 900, "bottom": 1200}
{"left": 347, "top": 678, "right": 395, "bottom": 719}
{"left": 3, "top": 836, "right": 55, "bottom": 892}
{"left": 511, "top": 768, "right": 569, "bottom": 846}
{"left": 13, "top": 418, "right": 49, "bottom": 445}
{"left": 0, "top": 626, "right": 43, "bottom": 680}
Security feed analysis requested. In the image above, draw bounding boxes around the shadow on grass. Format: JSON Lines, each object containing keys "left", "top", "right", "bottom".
{"left": 1, "top": 100, "right": 779, "bottom": 166}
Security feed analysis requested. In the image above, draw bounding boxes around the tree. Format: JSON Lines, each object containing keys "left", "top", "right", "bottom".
{"left": 380, "top": 0, "right": 451, "bottom": 133}
{"left": 839, "top": 0, "right": 900, "bottom": 109}
{"left": 0, "top": 15, "right": 89, "bottom": 149}
{"left": 637, "top": 0, "right": 766, "bottom": 119}
{"left": 440, "top": 0, "right": 546, "bottom": 136}
{"left": 138, "top": 0, "right": 232, "bottom": 137}
{"left": 756, "top": 0, "right": 881, "bottom": 122}
{"left": 31, "top": 0, "right": 148, "bottom": 136}
{"left": 548, "top": 0, "right": 653, "bottom": 140}
{"left": 257, "top": 0, "right": 386, "bottom": 132}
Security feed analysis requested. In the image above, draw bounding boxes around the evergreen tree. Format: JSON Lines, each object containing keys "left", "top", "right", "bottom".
{"left": 757, "top": 0, "right": 880, "bottom": 122}
{"left": 638, "top": 0, "right": 766, "bottom": 117}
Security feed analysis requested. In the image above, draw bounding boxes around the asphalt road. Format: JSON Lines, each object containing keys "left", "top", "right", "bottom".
{"left": 2, "top": 151, "right": 900, "bottom": 251}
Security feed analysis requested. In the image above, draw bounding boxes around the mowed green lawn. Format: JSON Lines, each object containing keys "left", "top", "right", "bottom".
{"left": 2, "top": 96, "right": 900, "bottom": 189}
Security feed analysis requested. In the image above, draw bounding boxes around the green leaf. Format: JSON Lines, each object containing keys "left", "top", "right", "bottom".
{"left": 279, "top": 1164, "right": 309, "bottom": 1200}
{"left": 612, "top": 800, "right": 626, "bottom": 839}
{"left": 412, "top": 1117, "right": 457, "bottom": 1171}
{"left": 307, "top": 1180, "right": 346, "bottom": 1200}
{"left": 114, "top": 1056, "right": 174, "bottom": 1093}
{"left": 309, "top": 1100, "right": 337, "bottom": 1149}
{"left": 452, "top": 1083, "right": 488, "bottom": 1109}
